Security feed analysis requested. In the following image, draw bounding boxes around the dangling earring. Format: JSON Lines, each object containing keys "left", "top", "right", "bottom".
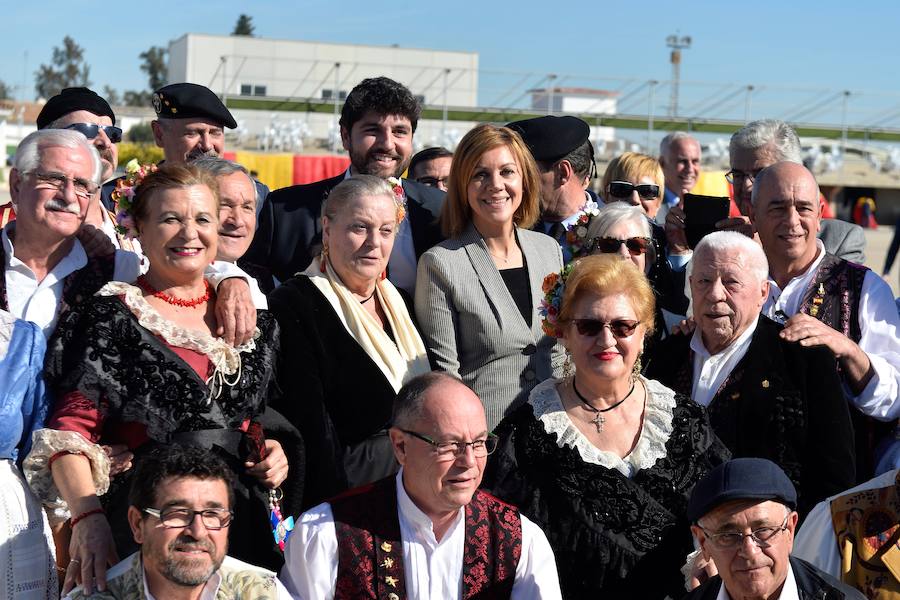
{"left": 320, "top": 243, "right": 329, "bottom": 273}
{"left": 632, "top": 352, "right": 643, "bottom": 381}
{"left": 563, "top": 351, "right": 574, "bottom": 379}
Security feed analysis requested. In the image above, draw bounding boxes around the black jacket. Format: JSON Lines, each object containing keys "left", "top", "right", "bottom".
{"left": 245, "top": 174, "right": 445, "bottom": 283}
{"left": 645, "top": 316, "right": 856, "bottom": 517}
{"left": 682, "top": 556, "right": 866, "bottom": 599}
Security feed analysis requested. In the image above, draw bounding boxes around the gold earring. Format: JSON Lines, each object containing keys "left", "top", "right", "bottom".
{"left": 632, "top": 353, "right": 643, "bottom": 381}
{"left": 563, "top": 351, "right": 574, "bottom": 379}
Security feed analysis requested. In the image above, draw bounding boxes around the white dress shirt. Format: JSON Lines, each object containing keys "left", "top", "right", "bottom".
{"left": 280, "top": 469, "right": 562, "bottom": 600}
{"left": 762, "top": 240, "right": 900, "bottom": 420}
{"left": 3, "top": 226, "right": 138, "bottom": 336}
{"left": 714, "top": 561, "right": 800, "bottom": 600}
{"left": 690, "top": 316, "right": 759, "bottom": 407}
{"left": 793, "top": 468, "right": 898, "bottom": 577}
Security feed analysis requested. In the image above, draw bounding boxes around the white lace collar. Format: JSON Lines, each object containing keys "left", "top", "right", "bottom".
{"left": 527, "top": 376, "right": 676, "bottom": 478}
{"left": 96, "top": 282, "right": 257, "bottom": 398}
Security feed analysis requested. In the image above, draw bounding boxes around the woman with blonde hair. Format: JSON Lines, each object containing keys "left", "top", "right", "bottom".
{"left": 415, "top": 123, "right": 564, "bottom": 429}
{"left": 482, "top": 254, "right": 727, "bottom": 599}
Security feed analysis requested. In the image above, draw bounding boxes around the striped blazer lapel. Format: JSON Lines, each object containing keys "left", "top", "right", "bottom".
{"left": 518, "top": 227, "right": 555, "bottom": 340}
{"left": 460, "top": 224, "right": 533, "bottom": 339}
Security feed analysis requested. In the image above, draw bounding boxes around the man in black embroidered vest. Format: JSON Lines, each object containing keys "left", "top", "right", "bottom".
{"left": 245, "top": 77, "right": 444, "bottom": 295}
{"left": 751, "top": 162, "right": 900, "bottom": 477}
{"left": 645, "top": 231, "right": 856, "bottom": 517}
{"left": 684, "top": 458, "right": 864, "bottom": 600}
{"left": 280, "top": 372, "right": 562, "bottom": 599}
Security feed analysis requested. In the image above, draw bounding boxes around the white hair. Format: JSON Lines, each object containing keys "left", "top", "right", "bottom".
{"left": 191, "top": 156, "right": 258, "bottom": 205}
{"left": 692, "top": 230, "right": 769, "bottom": 284}
{"left": 659, "top": 131, "right": 698, "bottom": 160}
{"left": 13, "top": 129, "right": 103, "bottom": 184}
{"left": 586, "top": 202, "right": 652, "bottom": 239}
{"left": 729, "top": 119, "right": 802, "bottom": 165}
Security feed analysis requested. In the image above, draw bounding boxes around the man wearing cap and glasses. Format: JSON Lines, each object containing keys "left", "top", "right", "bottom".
{"left": 63, "top": 446, "right": 291, "bottom": 599}
{"left": 684, "top": 457, "right": 864, "bottom": 600}
{"left": 280, "top": 372, "right": 562, "bottom": 599}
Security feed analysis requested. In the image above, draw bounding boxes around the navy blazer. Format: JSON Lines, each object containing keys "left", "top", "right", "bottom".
{"left": 245, "top": 174, "right": 445, "bottom": 283}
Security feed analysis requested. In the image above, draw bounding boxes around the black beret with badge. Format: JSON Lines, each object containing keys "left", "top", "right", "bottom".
{"left": 686, "top": 457, "right": 798, "bottom": 523}
{"left": 506, "top": 115, "right": 591, "bottom": 162}
{"left": 37, "top": 87, "right": 116, "bottom": 129}
{"left": 153, "top": 83, "right": 237, "bottom": 129}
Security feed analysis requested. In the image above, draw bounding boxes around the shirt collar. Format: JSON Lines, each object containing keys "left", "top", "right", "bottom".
{"left": 768, "top": 239, "right": 826, "bottom": 294}
{"left": 2, "top": 222, "right": 87, "bottom": 272}
{"left": 690, "top": 315, "right": 760, "bottom": 359}
{"left": 716, "top": 560, "right": 799, "bottom": 600}
{"left": 396, "top": 468, "right": 464, "bottom": 539}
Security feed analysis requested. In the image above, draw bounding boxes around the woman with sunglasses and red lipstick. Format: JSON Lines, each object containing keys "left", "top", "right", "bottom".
{"left": 482, "top": 254, "right": 728, "bottom": 600}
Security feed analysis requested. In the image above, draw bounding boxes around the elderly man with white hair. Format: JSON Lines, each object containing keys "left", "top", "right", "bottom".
{"left": 645, "top": 230, "right": 856, "bottom": 517}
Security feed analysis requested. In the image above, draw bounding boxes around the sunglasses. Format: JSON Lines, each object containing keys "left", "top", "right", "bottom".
{"left": 590, "top": 236, "right": 652, "bottom": 256}
{"left": 608, "top": 181, "right": 660, "bottom": 200}
{"left": 570, "top": 318, "right": 640, "bottom": 338}
{"left": 64, "top": 123, "right": 123, "bottom": 143}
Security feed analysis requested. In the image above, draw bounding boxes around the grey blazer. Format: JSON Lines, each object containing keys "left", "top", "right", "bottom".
{"left": 819, "top": 219, "right": 866, "bottom": 264}
{"left": 415, "top": 224, "right": 565, "bottom": 429}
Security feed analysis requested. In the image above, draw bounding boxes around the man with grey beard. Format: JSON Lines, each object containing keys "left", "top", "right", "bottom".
{"left": 63, "top": 446, "right": 291, "bottom": 599}
{"left": 151, "top": 82, "right": 269, "bottom": 209}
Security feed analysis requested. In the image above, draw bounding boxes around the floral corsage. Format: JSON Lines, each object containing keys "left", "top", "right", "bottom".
{"left": 387, "top": 176, "right": 407, "bottom": 224}
{"left": 111, "top": 159, "right": 157, "bottom": 238}
{"left": 539, "top": 262, "right": 574, "bottom": 337}
{"left": 560, "top": 199, "right": 600, "bottom": 262}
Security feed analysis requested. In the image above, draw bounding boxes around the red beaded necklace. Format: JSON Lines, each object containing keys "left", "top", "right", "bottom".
{"left": 137, "top": 276, "right": 211, "bottom": 308}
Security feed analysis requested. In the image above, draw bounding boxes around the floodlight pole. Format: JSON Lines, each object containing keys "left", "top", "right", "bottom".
{"left": 666, "top": 34, "right": 691, "bottom": 117}
{"left": 332, "top": 62, "right": 341, "bottom": 152}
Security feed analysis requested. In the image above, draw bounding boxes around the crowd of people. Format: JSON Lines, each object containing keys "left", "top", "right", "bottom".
{"left": 0, "top": 74, "right": 897, "bottom": 600}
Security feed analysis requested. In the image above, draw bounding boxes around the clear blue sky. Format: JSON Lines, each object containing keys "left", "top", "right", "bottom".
{"left": 4, "top": 0, "right": 900, "bottom": 126}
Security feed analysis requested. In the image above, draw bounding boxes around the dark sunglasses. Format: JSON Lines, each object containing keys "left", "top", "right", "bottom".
{"left": 608, "top": 181, "right": 660, "bottom": 200}
{"left": 64, "top": 123, "right": 123, "bottom": 143}
{"left": 590, "top": 236, "right": 652, "bottom": 256}
{"left": 570, "top": 318, "right": 641, "bottom": 338}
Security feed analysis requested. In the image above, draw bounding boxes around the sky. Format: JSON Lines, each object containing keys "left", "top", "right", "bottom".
{"left": 4, "top": 0, "right": 900, "bottom": 127}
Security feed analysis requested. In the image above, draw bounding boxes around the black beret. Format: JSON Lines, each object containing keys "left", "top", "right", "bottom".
{"left": 687, "top": 458, "right": 797, "bottom": 523}
{"left": 152, "top": 83, "right": 237, "bottom": 129}
{"left": 37, "top": 87, "right": 115, "bottom": 129}
{"left": 506, "top": 115, "right": 590, "bottom": 162}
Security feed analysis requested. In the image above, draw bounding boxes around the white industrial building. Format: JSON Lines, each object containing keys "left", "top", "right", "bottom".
{"left": 167, "top": 33, "right": 479, "bottom": 107}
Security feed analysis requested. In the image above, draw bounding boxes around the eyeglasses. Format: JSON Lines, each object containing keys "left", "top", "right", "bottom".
{"left": 400, "top": 429, "right": 499, "bottom": 461}
{"left": 607, "top": 181, "right": 660, "bottom": 200}
{"left": 24, "top": 170, "right": 98, "bottom": 199}
{"left": 724, "top": 169, "right": 763, "bottom": 185}
{"left": 143, "top": 507, "right": 234, "bottom": 530}
{"left": 415, "top": 176, "right": 449, "bottom": 188}
{"left": 698, "top": 513, "right": 790, "bottom": 549}
{"left": 64, "top": 123, "right": 123, "bottom": 143}
{"left": 590, "top": 236, "right": 652, "bottom": 256}
{"left": 569, "top": 318, "right": 640, "bottom": 338}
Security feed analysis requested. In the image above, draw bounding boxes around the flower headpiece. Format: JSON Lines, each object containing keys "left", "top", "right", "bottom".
{"left": 539, "top": 262, "right": 574, "bottom": 337}
{"left": 387, "top": 177, "right": 407, "bottom": 224}
{"left": 560, "top": 198, "right": 601, "bottom": 262}
{"left": 111, "top": 159, "right": 157, "bottom": 238}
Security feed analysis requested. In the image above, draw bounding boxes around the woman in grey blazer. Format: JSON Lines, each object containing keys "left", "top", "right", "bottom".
{"left": 415, "top": 124, "right": 564, "bottom": 429}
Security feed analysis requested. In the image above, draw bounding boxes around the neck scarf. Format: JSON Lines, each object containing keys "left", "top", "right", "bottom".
{"left": 303, "top": 257, "right": 430, "bottom": 392}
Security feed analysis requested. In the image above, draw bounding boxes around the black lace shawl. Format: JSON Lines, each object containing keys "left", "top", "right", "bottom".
{"left": 481, "top": 391, "right": 730, "bottom": 600}
{"left": 44, "top": 294, "right": 279, "bottom": 442}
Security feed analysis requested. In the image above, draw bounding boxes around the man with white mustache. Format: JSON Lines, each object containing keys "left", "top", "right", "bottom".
{"left": 246, "top": 76, "right": 445, "bottom": 295}
{"left": 64, "top": 446, "right": 291, "bottom": 599}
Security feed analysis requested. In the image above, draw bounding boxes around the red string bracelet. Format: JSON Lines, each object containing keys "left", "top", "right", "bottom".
{"left": 71, "top": 507, "right": 105, "bottom": 528}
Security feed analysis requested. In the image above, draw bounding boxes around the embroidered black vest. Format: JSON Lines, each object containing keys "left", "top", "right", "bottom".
{"left": 331, "top": 476, "right": 522, "bottom": 600}
{"left": 798, "top": 253, "right": 867, "bottom": 342}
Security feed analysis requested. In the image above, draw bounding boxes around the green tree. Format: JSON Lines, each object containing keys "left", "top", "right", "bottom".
{"left": 139, "top": 46, "right": 167, "bottom": 91}
{"left": 232, "top": 14, "right": 255, "bottom": 36}
{"left": 102, "top": 85, "right": 120, "bottom": 106}
{"left": 126, "top": 123, "right": 155, "bottom": 143}
{"left": 0, "top": 80, "right": 10, "bottom": 100}
{"left": 34, "top": 36, "right": 91, "bottom": 99}
{"left": 123, "top": 90, "right": 152, "bottom": 107}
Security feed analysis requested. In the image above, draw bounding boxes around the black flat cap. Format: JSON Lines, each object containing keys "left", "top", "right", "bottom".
{"left": 152, "top": 83, "right": 237, "bottom": 129}
{"left": 687, "top": 458, "right": 797, "bottom": 523}
{"left": 506, "top": 115, "right": 590, "bottom": 162}
{"left": 37, "top": 87, "right": 115, "bottom": 129}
